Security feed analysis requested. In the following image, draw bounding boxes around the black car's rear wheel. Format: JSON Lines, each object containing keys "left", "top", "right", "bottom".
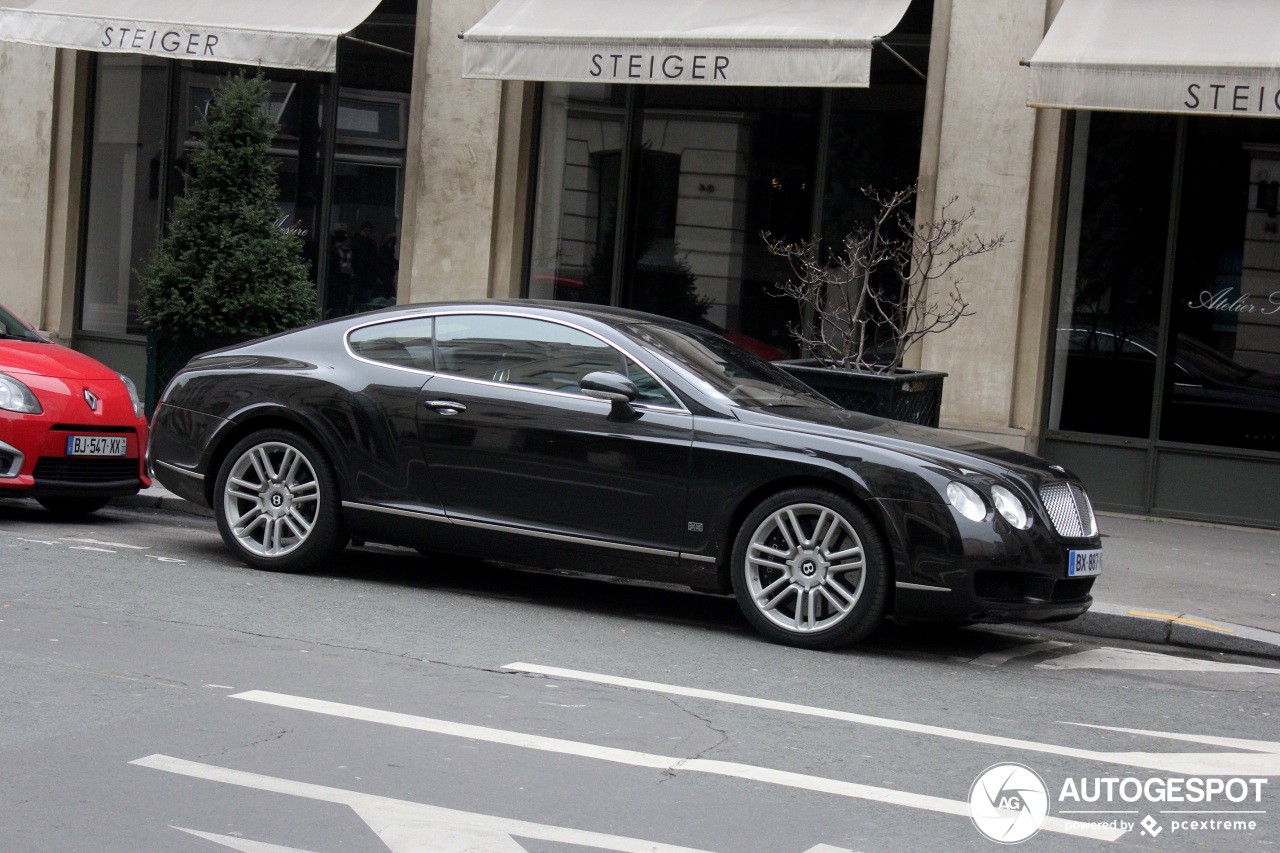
{"left": 37, "top": 497, "right": 110, "bottom": 517}
{"left": 214, "top": 429, "right": 345, "bottom": 572}
{"left": 731, "top": 488, "right": 888, "bottom": 648}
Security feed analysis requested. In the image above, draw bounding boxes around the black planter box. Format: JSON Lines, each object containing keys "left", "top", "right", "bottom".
{"left": 776, "top": 360, "right": 948, "bottom": 427}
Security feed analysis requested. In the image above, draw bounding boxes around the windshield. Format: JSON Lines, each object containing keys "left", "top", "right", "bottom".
{"left": 621, "top": 322, "right": 832, "bottom": 409}
{"left": 0, "top": 303, "right": 47, "bottom": 343}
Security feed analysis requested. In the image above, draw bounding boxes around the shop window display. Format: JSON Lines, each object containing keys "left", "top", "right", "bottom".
{"left": 1051, "top": 113, "right": 1280, "bottom": 454}
{"left": 526, "top": 44, "right": 928, "bottom": 359}
{"left": 77, "top": 0, "right": 414, "bottom": 348}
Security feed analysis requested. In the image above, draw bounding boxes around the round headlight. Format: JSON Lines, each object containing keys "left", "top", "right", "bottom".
{"left": 991, "top": 484, "right": 1032, "bottom": 530}
{"left": 946, "top": 482, "right": 986, "bottom": 522}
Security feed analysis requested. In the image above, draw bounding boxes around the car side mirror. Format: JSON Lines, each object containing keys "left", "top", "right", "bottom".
{"left": 580, "top": 371, "right": 640, "bottom": 420}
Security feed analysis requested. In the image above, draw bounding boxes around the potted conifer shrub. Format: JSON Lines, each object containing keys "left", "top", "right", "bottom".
{"left": 764, "top": 184, "right": 1006, "bottom": 426}
{"left": 139, "top": 73, "right": 317, "bottom": 413}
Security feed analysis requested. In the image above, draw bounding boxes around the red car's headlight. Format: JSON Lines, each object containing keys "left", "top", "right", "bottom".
{"left": 0, "top": 372, "right": 42, "bottom": 414}
{"left": 118, "top": 372, "right": 145, "bottom": 419}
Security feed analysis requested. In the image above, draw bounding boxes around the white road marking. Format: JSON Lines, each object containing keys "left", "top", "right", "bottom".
{"left": 502, "top": 662, "right": 1280, "bottom": 777}
{"left": 1036, "top": 647, "right": 1280, "bottom": 673}
{"left": 203, "top": 684, "right": 236, "bottom": 690}
{"left": 969, "top": 640, "right": 1072, "bottom": 667}
{"left": 135, "top": 754, "right": 926, "bottom": 852}
{"left": 1062, "top": 723, "right": 1280, "bottom": 755}
{"left": 69, "top": 546, "right": 114, "bottom": 553}
{"left": 63, "top": 537, "right": 145, "bottom": 550}
{"left": 227, "top": 690, "right": 1122, "bottom": 841}
{"left": 174, "top": 827, "right": 319, "bottom": 853}
{"left": 148, "top": 555, "right": 187, "bottom": 564}
{"left": 15, "top": 538, "right": 57, "bottom": 545}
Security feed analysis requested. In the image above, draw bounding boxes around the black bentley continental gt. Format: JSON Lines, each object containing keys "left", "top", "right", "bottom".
{"left": 149, "top": 301, "right": 1101, "bottom": 648}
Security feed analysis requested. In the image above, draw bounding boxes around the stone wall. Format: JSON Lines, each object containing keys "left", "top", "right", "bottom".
{"left": 0, "top": 42, "right": 56, "bottom": 329}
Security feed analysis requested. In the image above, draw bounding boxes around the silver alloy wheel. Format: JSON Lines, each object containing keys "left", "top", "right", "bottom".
{"left": 743, "top": 502, "right": 867, "bottom": 634}
{"left": 222, "top": 440, "right": 321, "bottom": 558}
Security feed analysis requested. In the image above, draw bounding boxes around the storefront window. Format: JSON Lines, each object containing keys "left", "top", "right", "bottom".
{"left": 527, "top": 77, "right": 926, "bottom": 358}
{"left": 1051, "top": 113, "right": 1280, "bottom": 454}
{"left": 80, "top": 55, "right": 169, "bottom": 336}
{"left": 171, "top": 65, "right": 328, "bottom": 285}
{"left": 528, "top": 83, "right": 627, "bottom": 308}
{"left": 324, "top": 22, "right": 415, "bottom": 317}
{"left": 1048, "top": 112, "right": 1178, "bottom": 438}
{"left": 78, "top": 1, "right": 414, "bottom": 342}
{"left": 525, "top": 0, "right": 930, "bottom": 357}
{"left": 635, "top": 87, "right": 821, "bottom": 347}
{"left": 1162, "top": 119, "right": 1280, "bottom": 452}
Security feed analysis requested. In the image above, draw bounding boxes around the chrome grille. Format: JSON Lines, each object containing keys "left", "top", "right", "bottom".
{"left": 1039, "top": 482, "right": 1097, "bottom": 538}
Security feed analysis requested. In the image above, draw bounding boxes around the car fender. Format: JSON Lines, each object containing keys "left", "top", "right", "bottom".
{"left": 199, "top": 400, "right": 353, "bottom": 504}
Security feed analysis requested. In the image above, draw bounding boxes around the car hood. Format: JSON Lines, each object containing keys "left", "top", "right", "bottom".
{"left": 732, "top": 405, "right": 1067, "bottom": 482}
{"left": 1, "top": 341, "right": 119, "bottom": 381}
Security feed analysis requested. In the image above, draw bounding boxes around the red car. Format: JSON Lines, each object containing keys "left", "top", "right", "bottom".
{"left": 0, "top": 303, "right": 149, "bottom": 516}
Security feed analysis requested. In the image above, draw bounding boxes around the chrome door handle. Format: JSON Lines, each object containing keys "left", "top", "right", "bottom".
{"left": 424, "top": 399, "right": 467, "bottom": 415}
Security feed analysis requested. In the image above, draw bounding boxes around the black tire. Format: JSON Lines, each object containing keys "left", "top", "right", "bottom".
{"left": 36, "top": 497, "right": 110, "bottom": 517}
{"left": 730, "top": 487, "right": 889, "bottom": 649}
{"left": 213, "top": 428, "right": 346, "bottom": 573}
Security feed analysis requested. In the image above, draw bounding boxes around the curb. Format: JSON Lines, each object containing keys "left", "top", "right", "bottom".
{"left": 1028, "top": 602, "right": 1280, "bottom": 659}
{"left": 111, "top": 491, "right": 214, "bottom": 519}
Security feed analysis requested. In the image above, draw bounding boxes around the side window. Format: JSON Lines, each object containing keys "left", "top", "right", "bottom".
{"left": 436, "top": 314, "right": 621, "bottom": 392}
{"left": 348, "top": 317, "right": 435, "bottom": 370}
{"left": 625, "top": 358, "right": 679, "bottom": 407}
{"left": 435, "top": 314, "right": 679, "bottom": 406}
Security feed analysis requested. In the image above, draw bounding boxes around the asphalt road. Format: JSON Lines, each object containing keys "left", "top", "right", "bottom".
{"left": 1, "top": 499, "right": 1277, "bottom": 852}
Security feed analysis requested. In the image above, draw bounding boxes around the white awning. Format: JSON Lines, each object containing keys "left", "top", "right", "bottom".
{"left": 0, "top": 1, "right": 383, "bottom": 72}
{"left": 1028, "top": 0, "right": 1280, "bottom": 116}
{"left": 461, "top": 0, "right": 912, "bottom": 88}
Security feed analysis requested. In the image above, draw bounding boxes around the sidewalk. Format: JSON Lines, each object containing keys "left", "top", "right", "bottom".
{"left": 113, "top": 487, "right": 1280, "bottom": 659}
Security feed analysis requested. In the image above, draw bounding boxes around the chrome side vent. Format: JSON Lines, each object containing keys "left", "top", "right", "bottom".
{"left": 1039, "top": 482, "right": 1097, "bottom": 538}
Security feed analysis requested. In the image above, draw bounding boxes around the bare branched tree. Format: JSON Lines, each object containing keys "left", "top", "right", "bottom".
{"left": 764, "top": 184, "right": 1007, "bottom": 374}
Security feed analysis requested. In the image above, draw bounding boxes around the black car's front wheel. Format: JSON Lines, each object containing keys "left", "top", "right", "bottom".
{"left": 731, "top": 488, "right": 888, "bottom": 649}
{"left": 214, "top": 429, "right": 345, "bottom": 572}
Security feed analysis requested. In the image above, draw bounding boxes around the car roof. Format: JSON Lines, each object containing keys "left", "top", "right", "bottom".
{"left": 343, "top": 299, "right": 703, "bottom": 335}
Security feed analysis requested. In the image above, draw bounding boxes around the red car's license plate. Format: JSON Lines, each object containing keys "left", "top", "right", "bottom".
{"left": 66, "top": 436, "right": 127, "bottom": 456}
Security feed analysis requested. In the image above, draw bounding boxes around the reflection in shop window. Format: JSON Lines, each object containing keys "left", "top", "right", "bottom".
{"left": 1048, "top": 112, "right": 1177, "bottom": 440}
{"left": 528, "top": 83, "right": 626, "bottom": 308}
{"left": 81, "top": 55, "right": 169, "bottom": 336}
{"left": 527, "top": 53, "right": 928, "bottom": 362}
{"left": 1162, "top": 125, "right": 1280, "bottom": 452}
{"left": 1050, "top": 113, "right": 1280, "bottom": 453}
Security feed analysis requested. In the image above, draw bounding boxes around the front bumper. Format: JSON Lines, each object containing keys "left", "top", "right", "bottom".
{"left": 1, "top": 412, "right": 149, "bottom": 499}
{"left": 879, "top": 497, "right": 1099, "bottom": 624}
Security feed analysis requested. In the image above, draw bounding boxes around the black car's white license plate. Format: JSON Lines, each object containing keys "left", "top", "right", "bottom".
{"left": 1067, "top": 548, "right": 1102, "bottom": 577}
{"left": 66, "top": 436, "right": 127, "bottom": 456}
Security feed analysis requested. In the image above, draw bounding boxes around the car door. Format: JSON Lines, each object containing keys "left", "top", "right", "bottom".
{"left": 416, "top": 312, "right": 693, "bottom": 557}
{"left": 342, "top": 315, "right": 447, "bottom": 512}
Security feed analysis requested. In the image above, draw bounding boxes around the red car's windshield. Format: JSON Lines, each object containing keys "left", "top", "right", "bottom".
{"left": 0, "top": 303, "right": 48, "bottom": 344}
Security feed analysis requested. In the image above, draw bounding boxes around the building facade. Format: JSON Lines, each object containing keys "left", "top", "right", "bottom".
{"left": 1, "top": 0, "right": 1276, "bottom": 528}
